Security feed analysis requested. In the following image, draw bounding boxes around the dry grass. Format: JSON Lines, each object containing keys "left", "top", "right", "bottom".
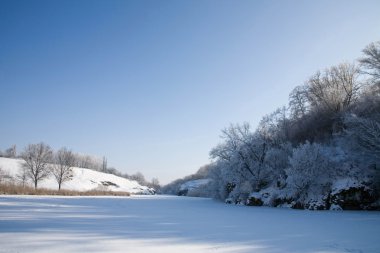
{"left": 0, "top": 183, "right": 130, "bottom": 196}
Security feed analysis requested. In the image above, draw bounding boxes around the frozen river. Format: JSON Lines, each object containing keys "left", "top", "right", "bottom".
{"left": 0, "top": 195, "right": 379, "bottom": 253}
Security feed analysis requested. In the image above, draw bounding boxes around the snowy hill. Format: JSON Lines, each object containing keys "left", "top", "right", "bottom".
{"left": 0, "top": 157, "right": 154, "bottom": 194}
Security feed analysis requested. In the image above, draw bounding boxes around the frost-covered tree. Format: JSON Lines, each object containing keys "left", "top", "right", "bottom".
{"left": 265, "top": 143, "right": 292, "bottom": 187}
{"left": 210, "top": 123, "right": 255, "bottom": 179}
{"left": 21, "top": 143, "right": 53, "bottom": 189}
{"left": 257, "top": 107, "right": 290, "bottom": 144}
{"left": 306, "top": 63, "right": 361, "bottom": 114}
{"left": 360, "top": 41, "right": 380, "bottom": 83}
{"left": 289, "top": 85, "right": 309, "bottom": 120}
{"left": 210, "top": 123, "right": 272, "bottom": 192}
{"left": 344, "top": 114, "right": 380, "bottom": 161}
{"left": 52, "top": 147, "right": 75, "bottom": 190}
{"left": 342, "top": 112, "right": 380, "bottom": 194}
{"left": 285, "top": 63, "right": 362, "bottom": 143}
{"left": 205, "top": 161, "right": 235, "bottom": 200}
{"left": 245, "top": 135, "right": 272, "bottom": 191}
{"left": 286, "top": 142, "right": 341, "bottom": 201}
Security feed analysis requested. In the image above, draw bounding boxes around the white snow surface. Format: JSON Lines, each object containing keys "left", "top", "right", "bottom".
{"left": 0, "top": 195, "right": 379, "bottom": 253}
{"left": 0, "top": 157, "right": 153, "bottom": 194}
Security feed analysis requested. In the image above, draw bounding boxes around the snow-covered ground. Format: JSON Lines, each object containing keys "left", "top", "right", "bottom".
{"left": 0, "top": 157, "right": 153, "bottom": 194}
{"left": 0, "top": 195, "right": 379, "bottom": 253}
{"left": 179, "top": 178, "right": 210, "bottom": 192}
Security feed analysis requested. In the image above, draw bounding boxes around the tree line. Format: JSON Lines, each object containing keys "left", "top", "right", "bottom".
{"left": 0, "top": 143, "right": 77, "bottom": 190}
{"left": 163, "top": 41, "right": 380, "bottom": 209}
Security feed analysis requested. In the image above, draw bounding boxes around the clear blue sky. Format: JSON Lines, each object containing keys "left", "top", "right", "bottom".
{"left": 1, "top": 0, "right": 379, "bottom": 184}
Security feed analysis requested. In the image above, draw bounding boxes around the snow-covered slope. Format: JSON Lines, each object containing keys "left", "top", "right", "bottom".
{"left": 178, "top": 179, "right": 211, "bottom": 196}
{"left": 179, "top": 179, "right": 211, "bottom": 191}
{"left": 0, "top": 157, "right": 154, "bottom": 194}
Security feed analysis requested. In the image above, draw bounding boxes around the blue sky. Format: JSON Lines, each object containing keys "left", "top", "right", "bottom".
{"left": 1, "top": 0, "right": 380, "bottom": 184}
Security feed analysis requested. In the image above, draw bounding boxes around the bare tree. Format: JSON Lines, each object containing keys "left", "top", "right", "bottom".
{"left": 360, "top": 41, "right": 380, "bottom": 82}
{"left": 130, "top": 172, "right": 147, "bottom": 185}
{"left": 289, "top": 85, "right": 309, "bottom": 120}
{"left": 21, "top": 143, "right": 53, "bottom": 189}
{"left": 306, "top": 63, "right": 361, "bottom": 113}
{"left": 5, "top": 145, "right": 17, "bottom": 158}
{"left": 74, "top": 153, "right": 102, "bottom": 171}
{"left": 16, "top": 166, "right": 29, "bottom": 187}
{"left": 52, "top": 147, "right": 76, "bottom": 190}
{"left": 102, "top": 156, "right": 107, "bottom": 172}
{"left": 0, "top": 167, "right": 6, "bottom": 183}
{"left": 258, "top": 106, "right": 290, "bottom": 143}
{"left": 150, "top": 178, "right": 161, "bottom": 191}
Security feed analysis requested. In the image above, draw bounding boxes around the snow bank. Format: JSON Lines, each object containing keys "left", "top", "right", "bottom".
{"left": 330, "top": 177, "right": 377, "bottom": 210}
{"left": 242, "top": 178, "right": 379, "bottom": 210}
{"left": 331, "top": 178, "right": 369, "bottom": 195}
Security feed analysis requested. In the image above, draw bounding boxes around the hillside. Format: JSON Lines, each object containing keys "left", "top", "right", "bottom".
{"left": 0, "top": 157, "right": 154, "bottom": 194}
{"left": 162, "top": 41, "right": 380, "bottom": 211}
